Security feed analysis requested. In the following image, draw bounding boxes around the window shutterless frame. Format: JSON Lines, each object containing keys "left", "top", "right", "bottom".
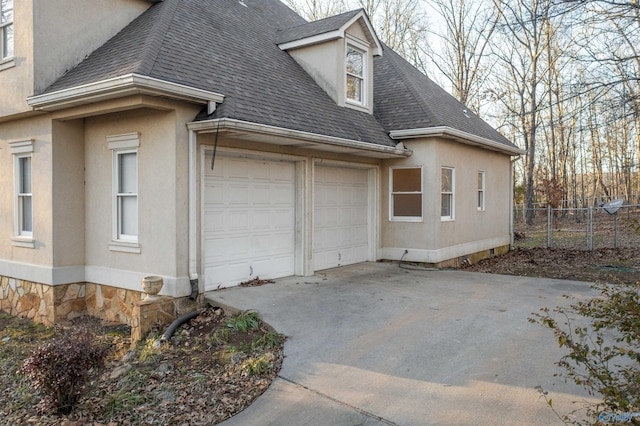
{"left": 346, "top": 46, "right": 365, "bottom": 104}
{"left": 113, "top": 149, "right": 138, "bottom": 243}
{"left": 441, "top": 166, "right": 454, "bottom": 221}
{"left": 0, "top": 0, "right": 14, "bottom": 60}
{"left": 390, "top": 166, "right": 423, "bottom": 221}
{"left": 477, "top": 171, "right": 485, "bottom": 211}
{"left": 14, "top": 154, "right": 33, "bottom": 237}
{"left": 345, "top": 37, "right": 369, "bottom": 108}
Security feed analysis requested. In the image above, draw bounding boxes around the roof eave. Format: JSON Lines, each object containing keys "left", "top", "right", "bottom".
{"left": 27, "top": 73, "right": 225, "bottom": 112}
{"left": 389, "top": 126, "right": 525, "bottom": 156}
{"left": 188, "top": 118, "right": 411, "bottom": 159}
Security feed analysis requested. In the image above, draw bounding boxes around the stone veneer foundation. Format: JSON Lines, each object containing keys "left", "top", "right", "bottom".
{"left": 0, "top": 276, "right": 194, "bottom": 342}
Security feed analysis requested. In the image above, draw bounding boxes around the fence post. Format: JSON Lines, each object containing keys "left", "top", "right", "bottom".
{"left": 614, "top": 213, "right": 618, "bottom": 248}
{"left": 547, "top": 205, "right": 552, "bottom": 248}
{"left": 587, "top": 206, "right": 593, "bottom": 250}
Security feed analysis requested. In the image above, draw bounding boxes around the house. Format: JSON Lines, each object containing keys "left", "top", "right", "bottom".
{"left": 0, "top": 0, "right": 524, "bottom": 329}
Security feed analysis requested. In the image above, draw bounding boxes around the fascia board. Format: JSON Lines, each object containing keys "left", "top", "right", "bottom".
{"left": 389, "top": 126, "right": 525, "bottom": 156}
{"left": 188, "top": 118, "right": 412, "bottom": 158}
{"left": 27, "top": 73, "right": 225, "bottom": 111}
{"left": 344, "top": 11, "right": 382, "bottom": 56}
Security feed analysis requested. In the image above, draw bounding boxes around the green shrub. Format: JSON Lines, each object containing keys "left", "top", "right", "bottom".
{"left": 227, "top": 311, "right": 261, "bottom": 332}
{"left": 20, "top": 327, "right": 109, "bottom": 414}
{"left": 532, "top": 281, "right": 640, "bottom": 423}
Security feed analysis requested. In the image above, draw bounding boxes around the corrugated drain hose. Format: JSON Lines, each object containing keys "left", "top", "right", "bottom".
{"left": 158, "top": 310, "right": 199, "bottom": 344}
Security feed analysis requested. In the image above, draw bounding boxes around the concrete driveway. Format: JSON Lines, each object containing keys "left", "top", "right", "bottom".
{"left": 208, "top": 262, "right": 599, "bottom": 425}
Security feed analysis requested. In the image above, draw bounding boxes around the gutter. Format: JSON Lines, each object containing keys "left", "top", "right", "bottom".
{"left": 187, "top": 118, "right": 412, "bottom": 158}
{"left": 389, "top": 126, "right": 525, "bottom": 156}
{"left": 27, "top": 73, "right": 225, "bottom": 112}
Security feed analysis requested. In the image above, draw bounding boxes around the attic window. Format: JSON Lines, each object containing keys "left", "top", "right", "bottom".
{"left": 346, "top": 45, "right": 365, "bottom": 105}
{"left": 1, "top": 0, "right": 14, "bottom": 60}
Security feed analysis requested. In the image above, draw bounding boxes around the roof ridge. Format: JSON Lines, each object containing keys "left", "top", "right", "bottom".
{"left": 136, "top": 0, "right": 180, "bottom": 76}
{"left": 277, "top": 8, "right": 361, "bottom": 36}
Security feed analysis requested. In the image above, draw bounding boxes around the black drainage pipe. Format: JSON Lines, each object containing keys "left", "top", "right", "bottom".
{"left": 158, "top": 310, "right": 199, "bottom": 344}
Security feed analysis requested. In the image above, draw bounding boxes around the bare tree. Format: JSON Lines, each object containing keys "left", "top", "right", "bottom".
{"left": 284, "top": 0, "right": 347, "bottom": 20}
{"left": 424, "top": 0, "right": 500, "bottom": 113}
{"left": 492, "top": 0, "right": 552, "bottom": 224}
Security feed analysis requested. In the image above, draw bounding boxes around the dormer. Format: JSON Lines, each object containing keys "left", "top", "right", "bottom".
{"left": 277, "top": 9, "right": 382, "bottom": 114}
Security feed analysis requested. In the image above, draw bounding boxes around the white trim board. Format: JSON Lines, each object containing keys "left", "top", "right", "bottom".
{"left": 381, "top": 236, "right": 511, "bottom": 264}
{"left": 0, "top": 260, "right": 190, "bottom": 298}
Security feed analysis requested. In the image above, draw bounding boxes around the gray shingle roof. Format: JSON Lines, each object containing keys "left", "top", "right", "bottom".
{"left": 276, "top": 9, "right": 361, "bottom": 45}
{"left": 374, "top": 46, "right": 513, "bottom": 146}
{"left": 42, "top": 0, "right": 518, "bottom": 152}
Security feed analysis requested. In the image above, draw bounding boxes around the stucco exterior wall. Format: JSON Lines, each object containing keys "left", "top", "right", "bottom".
{"left": 381, "top": 137, "right": 513, "bottom": 264}
{"left": 435, "top": 140, "right": 512, "bottom": 248}
{"left": 77, "top": 100, "right": 200, "bottom": 297}
{"left": 84, "top": 108, "right": 181, "bottom": 293}
{"left": 381, "top": 141, "right": 436, "bottom": 251}
{"left": 52, "top": 119, "right": 85, "bottom": 267}
{"left": 0, "top": 1, "right": 35, "bottom": 116}
{"left": 0, "top": 0, "right": 149, "bottom": 117}
{"left": 288, "top": 40, "right": 341, "bottom": 104}
{"left": 0, "top": 115, "right": 54, "bottom": 267}
{"left": 286, "top": 20, "right": 375, "bottom": 113}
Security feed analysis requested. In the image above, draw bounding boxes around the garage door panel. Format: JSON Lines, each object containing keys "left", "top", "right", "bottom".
{"left": 204, "top": 156, "right": 296, "bottom": 290}
{"left": 314, "top": 165, "right": 371, "bottom": 271}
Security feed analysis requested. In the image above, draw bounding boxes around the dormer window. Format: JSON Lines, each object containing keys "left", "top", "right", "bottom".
{"left": 277, "top": 9, "right": 382, "bottom": 113}
{"left": 0, "top": 0, "right": 14, "bottom": 60}
{"left": 346, "top": 46, "right": 365, "bottom": 104}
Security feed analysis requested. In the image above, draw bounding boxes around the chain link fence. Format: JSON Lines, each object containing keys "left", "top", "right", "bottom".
{"left": 513, "top": 204, "right": 640, "bottom": 250}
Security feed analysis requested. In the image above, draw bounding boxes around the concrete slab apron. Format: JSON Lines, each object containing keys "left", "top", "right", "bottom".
{"left": 211, "top": 262, "right": 600, "bottom": 426}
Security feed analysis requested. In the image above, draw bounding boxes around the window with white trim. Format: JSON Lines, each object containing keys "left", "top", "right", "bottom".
{"left": 441, "top": 167, "right": 454, "bottom": 220}
{"left": 1, "top": 0, "right": 14, "bottom": 60}
{"left": 346, "top": 44, "right": 365, "bottom": 105}
{"left": 15, "top": 154, "right": 32, "bottom": 237}
{"left": 10, "top": 140, "right": 34, "bottom": 245}
{"left": 477, "top": 171, "right": 485, "bottom": 211}
{"left": 109, "top": 133, "right": 140, "bottom": 244}
{"left": 390, "top": 166, "right": 422, "bottom": 220}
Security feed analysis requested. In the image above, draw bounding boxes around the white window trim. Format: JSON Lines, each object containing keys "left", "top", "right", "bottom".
{"left": 10, "top": 140, "right": 34, "bottom": 247}
{"left": 390, "top": 166, "right": 423, "bottom": 222}
{"left": 478, "top": 171, "right": 486, "bottom": 211}
{"left": 345, "top": 36, "right": 369, "bottom": 109}
{"left": 108, "top": 133, "right": 140, "bottom": 250}
{"left": 1, "top": 0, "right": 14, "bottom": 61}
{"left": 441, "top": 166, "right": 455, "bottom": 221}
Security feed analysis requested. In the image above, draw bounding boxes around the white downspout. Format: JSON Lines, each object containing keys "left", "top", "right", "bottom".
{"left": 188, "top": 128, "right": 199, "bottom": 297}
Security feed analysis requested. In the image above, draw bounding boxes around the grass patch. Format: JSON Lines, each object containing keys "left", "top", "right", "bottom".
{"left": 241, "top": 355, "right": 274, "bottom": 376}
{"left": 137, "top": 337, "right": 163, "bottom": 364}
{"left": 104, "top": 390, "right": 154, "bottom": 421}
{"left": 210, "top": 328, "right": 231, "bottom": 346}
{"left": 252, "top": 332, "right": 285, "bottom": 350}
{"left": 226, "top": 310, "right": 261, "bottom": 332}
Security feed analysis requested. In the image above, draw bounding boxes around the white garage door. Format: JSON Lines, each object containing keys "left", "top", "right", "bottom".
{"left": 314, "top": 165, "right": 370, "bottom": 271}
{"left": 203, "top": 155, "right": 296, "bottom": 290}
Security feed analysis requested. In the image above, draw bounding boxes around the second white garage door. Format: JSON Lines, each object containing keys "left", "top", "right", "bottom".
{"left": 313, "top": 165, "right": 371, "bottom": 271}
{"left": 203, "top": 155, "right": 296, "bottom": 290}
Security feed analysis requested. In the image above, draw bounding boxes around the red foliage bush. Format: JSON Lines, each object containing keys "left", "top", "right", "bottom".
{"left": 20, "top": 327, "right": 109, "bottom": 414}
